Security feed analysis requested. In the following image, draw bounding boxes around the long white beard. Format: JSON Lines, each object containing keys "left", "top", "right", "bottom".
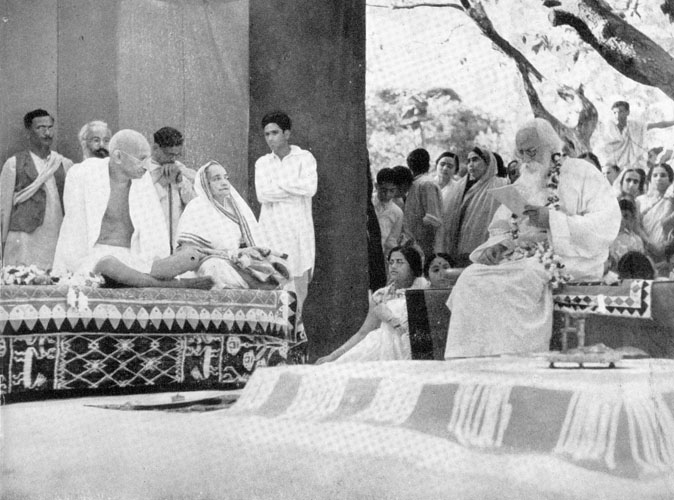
{"left": 514, "top": 159, "right": 550, "bottom": 206}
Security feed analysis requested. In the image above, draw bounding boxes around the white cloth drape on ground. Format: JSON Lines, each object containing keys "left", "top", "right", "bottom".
{"left": 52, "top": 158, "right": 169, "bottom": 273}
{"left": 445, "top": 157, "right": 621, "bottom": 359}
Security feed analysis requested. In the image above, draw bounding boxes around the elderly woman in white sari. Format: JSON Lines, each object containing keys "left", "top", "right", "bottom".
{"left": 444, "top": 119, "right": 620, "bottom": 359}
{"left": 176, "top": 161, "right": 289, "bottom": 290}
{"left": 434, "top": 147, "right": 507, "bottom": 268}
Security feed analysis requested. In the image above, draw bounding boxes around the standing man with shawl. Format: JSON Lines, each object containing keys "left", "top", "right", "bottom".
{"left": 255, "top": 111, "right": 317, "bottom": 310}
{"left": 435, "top": 146, "right": 506, "bottom": 268}
{"left": 444, "top": 119, "right": 620, "bottom": 359}
{"left": 177, "top": 161, "right": 289, "bottom": 289}
{"left": 0, "top": 109, "right": 73, "bottom": 268}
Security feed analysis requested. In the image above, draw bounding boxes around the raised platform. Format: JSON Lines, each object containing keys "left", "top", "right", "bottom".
{"left": 0, "top": 285, "right": 303, "bottom": 401}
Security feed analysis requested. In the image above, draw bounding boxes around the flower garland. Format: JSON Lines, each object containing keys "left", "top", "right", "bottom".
{"left": 508, "top": 153, "right": 570, "bottom": 289}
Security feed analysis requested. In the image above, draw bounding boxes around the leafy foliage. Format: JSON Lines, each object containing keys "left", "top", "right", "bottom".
{"left": 367, "top": 88, "right": 504, "bottom": 171}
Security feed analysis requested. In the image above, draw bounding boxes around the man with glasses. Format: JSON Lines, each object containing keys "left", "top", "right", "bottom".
{"left": 149, "top": 127, "right": 196, "bottom": 251}
{"left": 444, "top": 118, "right": 620, "bottom": 359}
{"left": 53, "top": 129, "right": 211, "bottom": 289}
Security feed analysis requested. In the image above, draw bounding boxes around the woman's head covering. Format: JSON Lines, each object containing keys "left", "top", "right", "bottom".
{"left": 470, "top": 146, "right": 498, "bottom": 183}
{"left": 195, "top": 160, "right": 257, "bottom": 247}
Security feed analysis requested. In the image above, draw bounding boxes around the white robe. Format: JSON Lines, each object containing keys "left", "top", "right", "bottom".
{"left": 52, "top": 158, "right": 170, "bottom": 274}
{"left": 603, "top": 119, "right": 647, "bottom": 171}
{"left": 445, "top": 158, "right": 621, "bottom": 359}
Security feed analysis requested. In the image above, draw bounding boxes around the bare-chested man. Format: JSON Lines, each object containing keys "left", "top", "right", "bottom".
{"left": 53, "top": 129, "right": 212, "bottom": 288}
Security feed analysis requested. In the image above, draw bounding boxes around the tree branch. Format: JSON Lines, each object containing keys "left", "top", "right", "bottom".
{"left": 545, "top": 0, "right": 674, "bottom": 100}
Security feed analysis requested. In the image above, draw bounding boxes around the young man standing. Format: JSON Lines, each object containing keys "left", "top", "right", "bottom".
{"left": 603, "top": 100, "right": 674, "bottom": 171}
{"left": 255, "top": 111, "right": 317, "bottom": 311}
{"left": 148, "top": 127, "right": 196, "bottom": 251}
{"left": 373, "top": 167, "right": 403, "bottom": 259}
{"left": 0, "top": 109, "right": 73, "bottom": 268}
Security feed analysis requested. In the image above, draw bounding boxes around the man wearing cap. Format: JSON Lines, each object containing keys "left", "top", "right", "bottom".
{"left": 445, "top": 118, "right": 620, "bottom": 359}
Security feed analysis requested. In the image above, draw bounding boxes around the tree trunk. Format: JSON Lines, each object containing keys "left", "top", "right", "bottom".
{"left": 544, "top": 0, "right": 674, "bottom": 100}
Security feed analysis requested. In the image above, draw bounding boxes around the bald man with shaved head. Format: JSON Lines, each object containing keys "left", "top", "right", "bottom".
{"left": 53, "top": 129, "right": 212, "bottom": 288}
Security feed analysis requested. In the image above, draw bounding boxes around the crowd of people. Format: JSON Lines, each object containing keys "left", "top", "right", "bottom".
{"left": 0, "top": 109, "right": 316, "bottom": 316}
{"left": 371, "top": 100, "right": 674, "bottom": 283}
{"left": 2, "top": 101, "right": 674, "bottom": 365}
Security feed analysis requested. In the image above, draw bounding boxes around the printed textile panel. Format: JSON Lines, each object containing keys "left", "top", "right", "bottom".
{"left": 0, "top": 331, "right": 306, "bottom": 398}
{"left": 553, "top": 279, "right": 651, "bottom": 319}
{"left": 0, "top": 286, "right": 297, "bottom": 342}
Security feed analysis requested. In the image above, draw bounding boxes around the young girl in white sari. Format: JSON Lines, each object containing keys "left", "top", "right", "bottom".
{"left": 177, "top": 161, "right": 289, "bottom": 289}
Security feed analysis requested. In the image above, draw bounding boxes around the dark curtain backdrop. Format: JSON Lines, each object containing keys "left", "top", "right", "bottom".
{"left": 1, "top": 0, "right": 250, "bottom": 194}
{"left": 249, "top": 0, "right": 368, "bottom": 359}
{"left": 1, "top": 0, "right": 368, "bottom": 360}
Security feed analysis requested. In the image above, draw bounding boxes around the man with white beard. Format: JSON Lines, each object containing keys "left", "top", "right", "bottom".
{"left": 444, "top": 118, "right": 621, "bottom": 359}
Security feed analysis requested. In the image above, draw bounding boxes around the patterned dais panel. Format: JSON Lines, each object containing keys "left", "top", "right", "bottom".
{"left": 553, "top": 279, "right": 652, "bottom": 319}
{"left": 0, "top": 286, "right": 297, "bottom": 341}
{"left": 1, "top": 332, "right": 305, "bottom": 398}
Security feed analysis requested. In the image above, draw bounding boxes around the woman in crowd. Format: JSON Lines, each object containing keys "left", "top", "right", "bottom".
{"left": 607, "top": 198, "right": 646, "bottom": 273}
{"left": 176, "top": 160, "right": 289, "bottom": 289}
{"left": 315, "top": 246, "right": 427, "bottom": 363}
{"left": 424, "top": 252, "right": 456, "bottom": 288}
{"left": 613, "top": 168, "right": 646, "bottom": 200}
{"left": 435, "top": 146, "right": 507, "bottom": 267}
{"left": 434, "top": 152, "right": 459, "bottom": 198}
{"left": 636, "top": 163, "right": 674, "bottom": 275}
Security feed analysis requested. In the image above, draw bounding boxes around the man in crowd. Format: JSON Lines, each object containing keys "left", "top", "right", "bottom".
{"left": 77, "top": 120, "right": 112, "bottom": 160}
{"left": 373, "top": 167, "right": 403, "bottom": 259}
{"left": 603, "top": 100, "right": 674, "bottom": 170}
{"left": 403, "top": 148, "right": 442, "bottom": 260}
{"left": 255, "top": 111, "right": 317, "bottom": 310}
{"left": 148, "top": 126, "right": 196, "bottom": 251}
{"left": 445, "top": 118, "right": 620, "bottom": 359}
{"left": 0, "top": 109, "right": 73, "bottom": 268}
{"left": 52, "top": 129, "right": 211, "bottom": 288}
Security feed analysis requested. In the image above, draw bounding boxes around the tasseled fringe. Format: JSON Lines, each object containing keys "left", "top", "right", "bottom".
{"left": 624, "top": 394, "right": 674, "bottom": 474}
{"left": 228, "top": 369, "right": 284, "bottom": 413}
{"left": 554, "top": 392, "right": 621, "bottom": 469}
{"left": 447, "top": 384, "right": 513, "bottom": 448}
{"left": 350, "top": 379, "right": 423, "bottom": 425}
{"left": 280, "top": 373, "right": 349, "bottom": 420}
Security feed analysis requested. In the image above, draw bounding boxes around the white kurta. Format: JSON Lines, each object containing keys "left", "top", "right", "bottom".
{"left": 603, "top": 119, "right": 647, "bottom": 171}
{"left": 445, "top": 158, "right": 621, "bottom": 359}
{"left": 255, "top": 145, "right": 317, "bottom": 277}
{"left": 52, "top": 158, "right": 169, "bottom": 274}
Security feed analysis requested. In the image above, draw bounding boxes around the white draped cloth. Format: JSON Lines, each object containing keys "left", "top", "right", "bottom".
{"left": 1, "top": 152, "right": 72, "bottom": 269}
{"left": 177, "top": 162, "right": 266, "bottom": 289}
{"left": 336, "top": 278, "right": 427, "bottom": 363}
{"left": 52, "top": 158, "right": 170, "bottom": 274}
{"left": 445, "top": 157, "right": 621, "bottom": 359}
{"left": 603, "top": 119, "right": 647, "bottom": 171}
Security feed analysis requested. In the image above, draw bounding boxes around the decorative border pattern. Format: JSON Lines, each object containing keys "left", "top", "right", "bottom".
{"left": 553, "top": 279, "right": 652, "bottom": 318}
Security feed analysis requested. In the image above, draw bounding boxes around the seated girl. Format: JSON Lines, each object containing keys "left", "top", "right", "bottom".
{"left": 606, "top": 198, "right": 646, "bottom": 274}
{"left": 176, "top": 160, "right": 289, "bottom": 290}
{"left": 424, "top": 252, "right": 457, "bottom": 288}
{"left": 316, "top": 246, "right": 427, "bottom": 363}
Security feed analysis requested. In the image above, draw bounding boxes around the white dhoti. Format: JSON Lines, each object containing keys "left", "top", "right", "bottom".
{"left": 445, "top": 257, "right": 553, "bottom": 359}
